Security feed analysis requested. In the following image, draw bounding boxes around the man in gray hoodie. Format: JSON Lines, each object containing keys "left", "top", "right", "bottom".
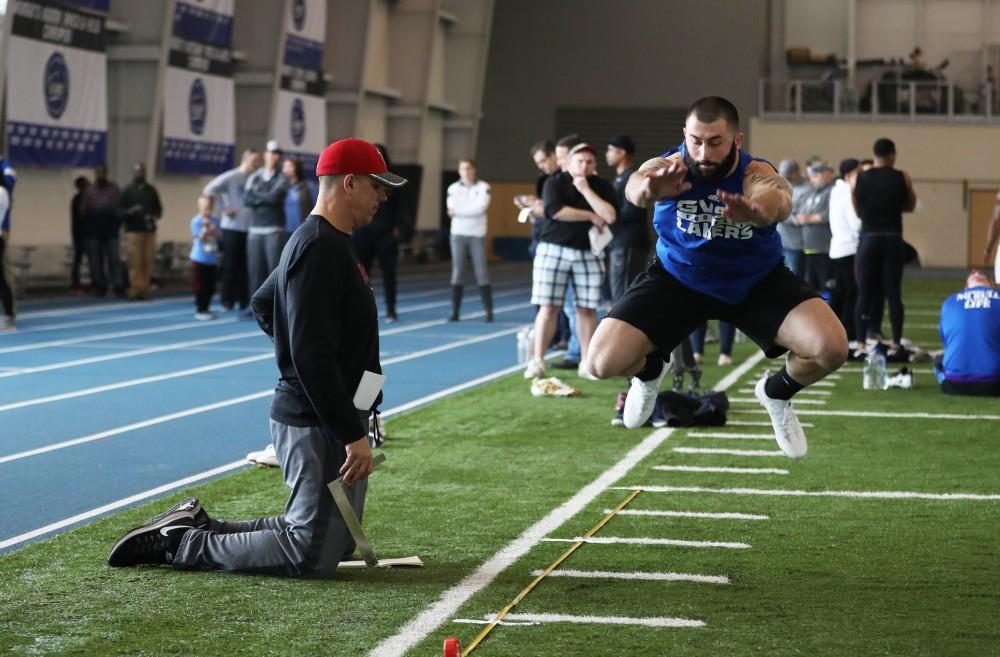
{"left": 245, "top": 140, "right": 289, "bottom": 299}
{"left": 777, "top": 160, "right": 807, "bottom": 278}
{"left": 797, "top": 161, "right": 835, "bottom": 292}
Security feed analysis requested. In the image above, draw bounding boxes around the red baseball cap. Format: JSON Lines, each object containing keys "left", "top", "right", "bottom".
{"left": 315, "top": 138, "right": 407, "bottom": 188}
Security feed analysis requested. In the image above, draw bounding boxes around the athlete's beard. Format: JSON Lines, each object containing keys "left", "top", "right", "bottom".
{"left": 685, "top": 140, "right": 738, "bottom": 184}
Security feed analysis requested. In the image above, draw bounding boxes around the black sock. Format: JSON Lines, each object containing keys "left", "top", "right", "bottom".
{"left": 764, "top": 366, "right": 805, "bottom": 401}
{"left": 634, "top": 354, "right": 664, "bottom": 382}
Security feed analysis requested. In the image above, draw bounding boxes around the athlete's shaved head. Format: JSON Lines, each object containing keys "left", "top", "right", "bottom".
{"left": 687, "top": 96, "right": 740, "bottom": 132}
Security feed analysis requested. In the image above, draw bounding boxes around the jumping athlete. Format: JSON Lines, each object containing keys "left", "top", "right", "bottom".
{"left": 588, "top": 96, "right": 848, "bottom": 458}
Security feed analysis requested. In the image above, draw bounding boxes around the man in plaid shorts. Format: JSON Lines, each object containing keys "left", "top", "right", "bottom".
{"left": 524, "top": 143, "right": 617, "bottom": 380}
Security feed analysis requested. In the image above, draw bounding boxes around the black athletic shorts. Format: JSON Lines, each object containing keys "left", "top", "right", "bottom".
{"left": 608, "top": 258, "right": 821, "bottom": 359}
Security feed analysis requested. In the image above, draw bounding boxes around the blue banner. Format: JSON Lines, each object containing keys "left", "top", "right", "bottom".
{"left": 6, "top": 121, "right": 107, "bottom": 168}
{"left": 163, "top": 137, "right": 235, "bottom": 175}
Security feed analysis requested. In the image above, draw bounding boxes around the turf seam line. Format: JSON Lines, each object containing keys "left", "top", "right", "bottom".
{"left": 615, "top": 485, "right": 1000, "bottom": 501}
{"left": 453, "top": 613, "right": 706, "bottom": 628}
{"left": 527, "top": 568, "right": 730, "bottom": 584}
{"left": 653, "top": 465, "right": 789, "bottom": 474}
{"left": 609, "top": 509, "right": 769, "bottom": 521}
{"left": 673, "top": 447, "right": 786, "bottom": 457}
{"left": 731, "top": 409, "right": 1000, "bottom": 421}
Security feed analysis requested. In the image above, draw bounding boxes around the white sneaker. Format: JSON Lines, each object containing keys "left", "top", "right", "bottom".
{"left": 194, "top": 311, "right": 217, "bottom": 321}
{"left": 577, "top": 362, "right": 599, "bottom": 381}
{"left": 623, "top": 360, "right": 667, "bottom": 429}
{"left": 718, "top": 354, "right": 733, "bottom": 366}
{"left": 524, "top": 357, "right": 546, "bottom": 379}
{"left": 1, "top": 316, "right": 15, "bottom": 331}
{"left": 247, "top": 443, "right": 279, "bottom": 467}
{"left": 754, "top": 376, "right": 807, "bottom": 459}
{"left": 886, "top": 367, "right": 913, "bottom": 389}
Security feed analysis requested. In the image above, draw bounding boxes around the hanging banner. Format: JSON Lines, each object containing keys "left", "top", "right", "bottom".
{"left": 161, "top": 0, "right": 235, "bottom": 175}
{"left": 269, "top": 0, "right": 326, "bottom": 176}
{"left": 4, "top": 0, "right": 107, "bottom": 168}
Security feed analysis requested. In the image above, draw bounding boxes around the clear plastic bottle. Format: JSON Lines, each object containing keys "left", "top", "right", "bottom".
{"left": 863, "top": 351, "right": 888, "bottom": 390}
{"left": 516, "top": 326, "right": 533, "bottom": 364}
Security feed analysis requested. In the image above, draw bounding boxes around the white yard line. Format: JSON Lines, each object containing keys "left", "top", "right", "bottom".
{"left": 738, "top": 388, "right": 830, "bottom": 396}
{"left": 528, "top": 568, "right": 729, "bottom": 584}
{"left": 653, "top": 465, "right": 789, "bottom": 475}
{"left": 685, "top": 432, "right": 778, "bottom": 440}
{"left": 453, "top": 613, "right": 705, "bottom": 629}
{"left": 368, "top": 352, "right": 764, "bottom": 657}
{"left": 731, "top": 409, "right": 1000, "bottom": 421}
{"left": 611, "top": 509, "right": 769, "bottom": 521}
{"left": 726, "top": 420, "right": 815, "bottom": 428}
{"left": 729, "top": 397, "right": 827, "bottom": 405}
{"left": 615, "top": 485, "right": 1000, "bottom": 501}
{"left": 673, "top": 447, "right": 785, "bottom": 457}
{"left": 542, "top": 536, "right": 751, "bottom": 549}
{"left": 838, "top": 367, "right": 933, "bottom": 374}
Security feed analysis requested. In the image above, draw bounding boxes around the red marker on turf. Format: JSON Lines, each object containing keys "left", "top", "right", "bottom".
{"left": 443, "top": 637, "right": 461, "bottom": 657}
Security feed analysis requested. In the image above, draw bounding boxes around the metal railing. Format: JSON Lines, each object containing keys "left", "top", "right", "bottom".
{"left": 758, "top": 78, "right": 999, "bottom": 123}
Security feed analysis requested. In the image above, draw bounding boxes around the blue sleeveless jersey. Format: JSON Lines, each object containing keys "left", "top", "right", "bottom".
{"left": 652, "top": 144, "right": 783, "bottom": 304}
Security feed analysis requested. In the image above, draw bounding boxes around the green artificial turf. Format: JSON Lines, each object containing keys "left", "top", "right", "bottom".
{"left": 2, "top": 275, "right": 998, "bottom": 657}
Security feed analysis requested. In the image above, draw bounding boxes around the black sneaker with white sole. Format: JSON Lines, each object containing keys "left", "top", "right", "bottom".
{"left": 140, "top": 497, "right": 210, "bottom": 531}
{"left": 107, "top": 522, "right": 193, "bottom": 567}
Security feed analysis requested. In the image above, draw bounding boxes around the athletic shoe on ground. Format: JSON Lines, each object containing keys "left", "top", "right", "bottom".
{"left": 194, "top": 311, "right": 216, "bottom": 321}
{"left": 754, "top": 375, "right": 807, "bottom": 459}
{"left": 247, "top": 443, "right": 279, "bottom": 468}
{"left": 718, "top": 354, "right": 733, "bottom": 366}
{"left": 577, "top": 362, "right": 599, "bottom": 381}
{"left": 623, "top": 360, "right": 667, "bottom": 429}
{"left": 610, "top": 392, "right": 627, "bottom": 426}
{"left": 385, "top": 311, "right": 398, "bottom": 323}
{"left": 107, "top": 522, "right": 193, "bottom": 567}
{"left": 1, "top": 316, "right": 15, "bottom": 331}
{"left": 523, "top": 357, "right": 546, "bottom": 379}
{"left": 552, "top": 359, "right": 579, "bottom": 370}
{"left": 886, "top": 367, "right": 914, "bottom": 389}
{"left": 530, "top": 376, "right": 580, "bottom": 397}
{"left": 650, "top": 396, "right": 667, "bottom": 428}
{"left": 141, "top": 497, "right": 209, "bottom": 531}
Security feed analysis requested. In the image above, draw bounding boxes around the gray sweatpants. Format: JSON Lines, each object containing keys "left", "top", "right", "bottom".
{"left": 172, "top": 417, "right": 367, "bottom": 578}
{"left": 450, "top": 234, "right": 489, "bottom": 286}
{"left": 247, "top": 230, "right": 286, "bottom": 295}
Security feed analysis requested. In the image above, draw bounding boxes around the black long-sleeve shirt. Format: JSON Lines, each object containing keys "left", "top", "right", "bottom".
{"left": 251, "top": 215, "right": 381, "bottom": 445}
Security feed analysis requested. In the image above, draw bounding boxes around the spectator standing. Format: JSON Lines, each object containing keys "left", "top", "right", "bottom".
{"left": 552, "top": 134, "right": 584, "bottom": 369}
{"left": 604, "top": 134, "right": 650, "bottom": 301}
{"left": 691, "top": 321, "right": 736, "bottom": 366}
{"left": 119, "top": 163, "right": 163, "bottom": 300}
{"left": 282, "top": 157, "right": 313, "bottom": 236}
{"left": 853, "top": 138, "right": 917, "bottom": 351}
{"left": 524, "top": 143, "right": 617, "bottom": 381}
{"left": 80, "top": 164, "right": 125, "bottom": 297}
{"left": 777, "top": 159, "right": 807, "bottom": 277}
{"left": 798, "top": 160, "right": 835, "bottom": 292}
{"left": 351, "top": 144, "right": 403, "bottom": 322}
{"left": 203, "top": 149, "right": 261, "bottom": 311}
{"left": 446, "top": 159, "right": 492, "bottom": 322}
{"left": 515, "top": 140, "right": 559, "bottom": 258}
{"left": 935, "top": 270, "right": 1000, "bottom": 396}
{"left": 245, "top": 140, "right": 289, "bottom": 302}
{"left": 1, "top": 156, "right": 16, "bottom": 329}
{"left": 70, "top": 176, "right": 89, "bottom": 292}
{"left": 828, "top": 158, "right": 862, "bottom": 345}
{"left": 189, "top": 196, "right": 222, "bottom": 320}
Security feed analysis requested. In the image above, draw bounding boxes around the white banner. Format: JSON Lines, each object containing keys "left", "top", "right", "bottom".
{"left": 269, "top": 0, "right": 326, "bottom": 174}
{"left": 161, "top": 0, "right": 235, "bottom": 174}
{"left": 4, "top": 0, "right": 107, "bottom": 167}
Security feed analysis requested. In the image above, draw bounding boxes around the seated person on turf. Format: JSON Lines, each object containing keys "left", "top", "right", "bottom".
{"left": 934, "top": 269, "right": 1000, "bottom": 396}
{"left": 587, "top": 96, "right": 848, "bottom": 459}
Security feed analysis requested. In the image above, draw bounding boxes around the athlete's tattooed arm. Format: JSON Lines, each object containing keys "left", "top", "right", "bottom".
{"left": 718, "top": 161, "right": 792, "bottom": 227}
{"left": 626, "top": 155, "right": 691, "bottom": 208}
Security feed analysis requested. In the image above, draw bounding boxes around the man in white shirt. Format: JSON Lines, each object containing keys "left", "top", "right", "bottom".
{"left": 446, "top": 159, "right": 492, "bottom": 321}
{"left": 828, "top": 158, "right": 863, "bottom": 347}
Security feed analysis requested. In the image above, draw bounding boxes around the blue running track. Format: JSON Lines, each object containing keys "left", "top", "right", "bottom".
{"left": 0, "top": 264, "right": 535, "bottom": 552}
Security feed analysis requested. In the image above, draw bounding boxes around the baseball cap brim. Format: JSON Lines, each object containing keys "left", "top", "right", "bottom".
{"left": 370, "top": 171, "right": 408, "bottom": 188}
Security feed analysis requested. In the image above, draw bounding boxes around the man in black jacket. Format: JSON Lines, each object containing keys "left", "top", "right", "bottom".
{"left": 119, "top": 163, "right": 163, "bottom": 300}
{"left": 107, "top": 138, "right": 407, "bottom": 577}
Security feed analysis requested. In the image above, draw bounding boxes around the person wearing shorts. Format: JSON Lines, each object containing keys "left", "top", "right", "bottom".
{"left": 524, "top": 143, "right": 617, "bottom": 380}
{"left": 588, "top": 96, "right": 848, "bottom": 459}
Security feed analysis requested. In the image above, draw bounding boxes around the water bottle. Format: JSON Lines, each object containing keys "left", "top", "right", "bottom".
{"left": 863, "top": 351, "right": 888, "bottom": 390}
{"left": 516, "top": 326, "right": 532, "bottom": 364}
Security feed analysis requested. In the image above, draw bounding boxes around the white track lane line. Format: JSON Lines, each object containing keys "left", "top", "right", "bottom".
{"left": 369, "top": 350, "right": 768, "bottom": 657}
{"left": 610, "top": 509, "right": 769, "bottom": 521}
{"left": 0, "top": 317, "right": 240, "bottom": 354}
{"left": 653, "top": 465, "right": 789, "bottom": 475}
{"left": 0, "top": 328, "right": 526, "bottom": 462}
{"left": 9, "top": 308, "right": 207, "bottom": 335}
{"left": 0, "top": 360, "right": 540, "bottom": 551}
{"left": 15, "top": 297, "right": 180, "bottom": 320}
{"left": 673, "top": 447, "right": 785, "bottom": 457}
{"left": 731, "top": 409, "right": 1000, "bottom": 421}
{"left": 530, "top": 568, "right": 729, "bottom": 585}
{"left": 685, "top": 432, "right": 779, "bottom": 440}
{"left": 614, "top": 485, "right": 1000, "bottom": 501}
{"left": 541, "top": 536, "right": 751, "bottom": 549}
{"left": 453, "top": 613, "right": 705, "bottom": 628}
